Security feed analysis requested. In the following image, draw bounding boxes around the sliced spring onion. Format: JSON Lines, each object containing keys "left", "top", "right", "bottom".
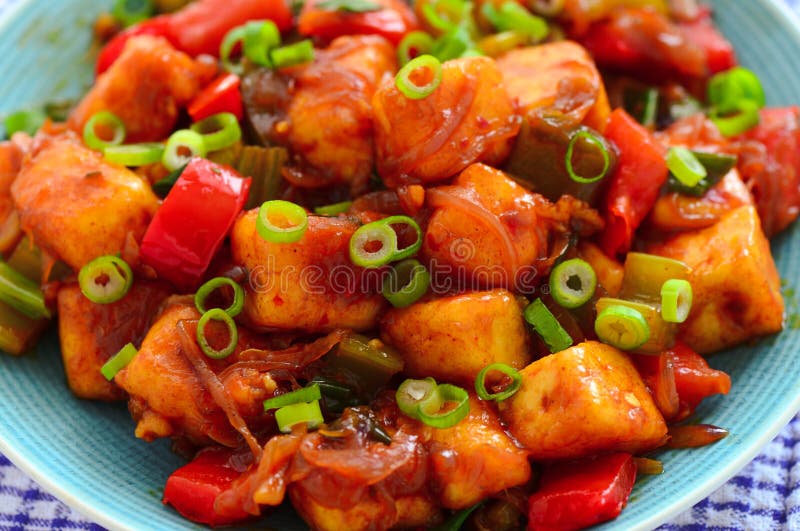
{"left": 256, "top": 200, "right": 308, "bottom": 244}
{"left": 380, "top": 215, "right": 423, "bottom": 261}
{"left": 707, "top": 66, "right": 765, "bottom": 116}
{"left": 310, "top": 376, "right": 360, "bottom": 415}
{"left": 660, "top": 278, "right": 693, "bottom": 323}
{"left": 243, "top": 20, "right": 282, "bottom": 67}
{"left": 666, "top": 146, "right": 707, "bottom": 188}
{"left": 417, "top": 383, "right": 470, "bottom": 428}
{"left": 433, "top": 501, "right": 485, "bottom": 531}
{"left": 477, "top": 30, "right": 530, "bottom": 58}
{"left": 330, "top": 335, "right": 404, "bottom": 393}
{"left": 481, "top": 2, "right": 548, "bottom": 42}
{"left": 316, "top": 0, "right": 381, "bottom": 12}
{"left": 595, "top": 297, "right": 675, "bottom": 354}
{"left": 83, "top": 111, "right": 126, "bottom": 151}
{"left": 103, "top": 142, "right": 164, "bottom": 167}
{"left": 152, "top": 163, "right": 187, "bottom": 198}
{"left": 382, "top": 259, "right": 430, "bottom": 308}
{"left": 194, "top": 277, "right": 245, "bottom": 317}
{"left": 349, "top": 223, "right": 398, "bottom": 268}
{"left": 314, "top": 201, "right": 352, "bottom": 216}
{"left": 3, "top": 109, "right": 46, "bottom": 137}
{"left": 196, "top": 308, "right": 239, "bottom": 359}
{"left": 421, "top": 0, "right": 465, "bottom": 32}
{"left": 263, "top": 383, "right": 322, "bottom": 411}
{"left": 396, "top": 377, "right": 444, "bottom": 418}
{"left": 270, "top": 40, "right": 315, "bottom": 69}
{"left": 710, "top": 99, "right": 761, "bottom": 137}
{"left": 474, "top": 363, "right": 521, "bottom": 402}
{"left": 619, "top": 252, "right": 689, "bottom": 303}
{"left": 667, "top": 150, "right": 737, "bottom": 197}
{"left": 395, "top": 54, "right": 443, "bottom": 100}
{"left": 0, "top": 261, "right": 50, "bottom": 319}
{"left": 398, "top": 31, "right": 435, "bottom": 66}
{"left": 78, "top": 255, "right": 134, "bottom": 305}
{"left": 162, "top": 129, "right": 207, "bottom": 171}
{"left": 190, "top": 112, "right": 242, "bottom": 152}
{"left": 112, "top": 0, "right": 154, "bottom": 27}
{"left": 274, "top": 400, "right": 324, "bottom": 433}
{"left": 566, "top": 129, "right": 611, "bottom": 184}
{"left": 100, "top": 342, "right": 138, "bottom": 381}
{"left": 549, "top": 258, "right": 597, "bottom": 309}
{"left": 595, "top": 304, "right": 651, "bottom": 351}
{"left": 523, "top": 298, "right": 573, "bottom": 353}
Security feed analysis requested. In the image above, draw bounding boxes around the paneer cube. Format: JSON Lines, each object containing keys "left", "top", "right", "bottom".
{"left": 57, "top": 281, "right": 171, "bottom": 400}
{"left": 649, "top": 205, "right": 784, "bottom": 354}
{"left": 231, "top": 212, "right": 385, "bottom": 332}
{"left": 11, "top": 135, "right": 159, "bottom": 270}
{"left": 380, "top": 289, "right": 530, "bottom": 386}
{"left": 499, "top": 341, "right": 667, "bottom": 460}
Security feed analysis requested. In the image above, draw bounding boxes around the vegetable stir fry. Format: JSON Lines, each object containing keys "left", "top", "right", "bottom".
{"left": 1, "top": 0, "right": 797, "bottom": 529}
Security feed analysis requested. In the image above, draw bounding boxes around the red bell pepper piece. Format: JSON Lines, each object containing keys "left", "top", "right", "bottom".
{"left": 600, "top": 109, "right": 668, "bottom": 257}
{"left": 298, "top": 0, "right": 419, "bottom": 45}
{"left": 678, "top": 6, "right": 737, "bottom": 75}
{"left": 668, "top": 341, "right": 731, "bottom": 417}
{"left": 187, "top": 74, "right": 244, "bottom": 122}
{"left": 96, "top": 0, "right": 293, "bottom": 75}
{"left": 95, "top": 17, "right": 175, "bottom": 76}
{"left": 528, "top": 453, "right": 637, "bottom": 531}
{"left": 139, "top": 157, "right": 251, "bottom": 291}
{"left": 163, "top": 447, "right": 251, "bottom": 527}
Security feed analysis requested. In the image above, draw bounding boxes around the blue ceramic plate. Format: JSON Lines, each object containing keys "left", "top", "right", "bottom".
{"left": 1, "top": 1, "right": 800, "bottom": 529}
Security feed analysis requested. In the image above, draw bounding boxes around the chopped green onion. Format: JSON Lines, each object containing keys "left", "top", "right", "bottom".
{"left": 311, "top": 376, "right": 360, "bottom": 414}
{"left": 395, "top": 54, "right": 443, "bottom": 100}
{"left": 330, "top": 335, "right": 404, "bottom": 393}
{"left": 152, "top": 163, "right": 187, "bottom": 198}
{"left": 566, "top": 129, "right": 611, "bottom": 184}
{"left": 417, "top": 383, "right": 470, "bottom": 428}
{"left": 474, "top": 363, "right": 521, "bottom": 402}
{"left": 274, "top": 400, "right": 324, "bottom": 433}
{"left": 100, "top": 342, "right": 138, "bottom": 381}
{"left": 381, "top": 215, "right": 423, "bottom": 261}
{"left": 270, "top": 40, "right": 315, "bottom": 69}
{"left": 398, "top": 31, "right": 435, "bottom": 65}
{"left": 112, "top": 0, "right": 154, "bottom": 27}
{"left": 523, "top": 298, "right": 573, "bottom": 353}
{"left": 710, "top": 99, "right": 761, "bottom": 137}
{"left": 263, "top": 383, "right": 322, "bottom": 411}
{"left": 549, "top": 258, "right": 597, "bottom": 309}
{"left": 595, "top": 296, "right": 675, "bottom": 354}
{"left": 3, "top": 109, "right": 46, "bottom": 137}
{"left": 220, "top": 24, "right": 248, "bottom": 74}
{"left": 162, "top": 129, "right": 206, "bottom": 171}
{"left": 477, "top": 30, "right": 530, "bottom": 58}
{"left": 103, "top": 142, "right": 164, "bottom": 167}
{"left": 708, "top": 66, "right": 765, "bottom": 116}
{"left": 481, "top": 2, "right": 548, "bottom": 42}
{"left": 421, "top": 0, "right": 465, "bottom": 32}
{"left": 83, "top": 111, "right": 126, "bottom": 151}
{"left": 667, "top": 150, "right": 737, "bottom": 197}
{"left": 660, "top": 278, "right": 693, "bottom": 324}
{"left": 595, "top": 304, "right": 651, "bottom": 351}
{"left": 221, "top": 21, "right": 281, "bottom": 73}
{"left": 349, "top": 215, "right": 422, "bottom": 267}
{"left": 382, "top": 259, "right": 430, "bottom": 308}
{"left": 194, "top": 277, "right": 245, "bottom": 317}
{"left": 314, "top": 201, "right": 352, "bottom": 216}
{"left": 78, "top": 255, "right": 134, "bottom": 305}
{"left": 0, "top": 261, "right": 50, "bottom": 319}
{"left": 667, "top": 146, "right": 707, "bottom": 188}
{"left": 433, "top": 502, "right": 485, "bottom": 531}
{"left": 625, "top": 87, "right": 659, "bottom": 128}
{"left": 196, "top": 308, "right": 238, "bottom": 359}
{"left": 316, "top": 0, "right": 381, "bottom": 12}
{"left": 430, "top": 26, "right": 473, "bottom": 62}
{"left": 190, "top": 112, "right": 242, "bottom": 152}
{"left": 620, "top": 252, "right": 689, "bottom": 303}
{"left": 396, "top": 377, "right": 444, "bottom": 418}
{"left": 256, "top": 200, "right": 308, "bottom": 244}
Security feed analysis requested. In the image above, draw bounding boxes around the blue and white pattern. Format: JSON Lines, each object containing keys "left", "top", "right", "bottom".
{"left": 0, "top": 0, "right": 800, "bottom": 529}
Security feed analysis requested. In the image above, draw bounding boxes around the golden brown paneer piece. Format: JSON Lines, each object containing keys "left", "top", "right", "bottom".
{"left": 423, "top": 163, "right": 544, "bottom": 290}
{"left": 69, "top": 36, "right": 216, "bottom": 142}
{"left": 426, "top": 396, "right": 531, "bottom": 509}
{"left": 373, "top": 56, "right": 520, "bottom": 186}
{"left": 649, "top": 206, "right": 784, "bottom": 354}
{"left": 380, "top": 289, "right": 530, "bottom": 386}
{"left": 231, "top": 211, "right": 385, "bottom": 332}
{"left": 283, "top": 35, "right": 396, "bottom": 194}
{"left": 115, "top": 300, "right": 272, "bottom": 446}
{"left": 499, "top": 341, "right": 667, "bottom": 459}
{"left": 578, "top": 242, "right": 624, "bottom": 297}
{"left": 57, "top": 281, "right": 171, "bottom": 401}
{"left": 11, "top": 135, "right": 159, "bottom": 270}
{"left": 496, "top": 41, "right": 611, "bottom": 131}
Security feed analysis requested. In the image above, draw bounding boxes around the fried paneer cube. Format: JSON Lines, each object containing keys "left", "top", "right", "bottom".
{"left": 496, "top": 41, "right": 611, "bottom": 131}
{"left": 57, "top": 281, "right": 171, "bottom": 400}
{"left": 499, "top": 341, "right": 667, "bottom": 460}
{"left": 231, "top": 211, "right": 385, "bottom": 332}
{"left": 649, "top": 205, "right": 784, "bottom": 354}
{"left": 381, "top": 289, "right": 530, "bottom": 386}
{"left": 11, "top": 135, "right": 159, "bottom": 270}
